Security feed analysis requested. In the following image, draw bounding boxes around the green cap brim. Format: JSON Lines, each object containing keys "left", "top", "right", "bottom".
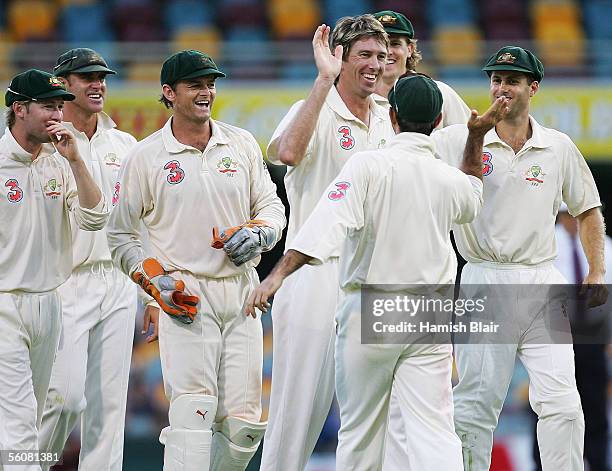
{"left": 180, "top": 68, "right": 226, "bottom": 81}
{"left": 385, "top": 27, "right": 413, "bottom": 37}
{"left": 37, "top": 89, "right": 76, "bottom": 101}
{"left": 66, "top": 64, "right": 116, "bottom": 75}
{"left": 483, "top": 64, "right": 536, "bottom": 77}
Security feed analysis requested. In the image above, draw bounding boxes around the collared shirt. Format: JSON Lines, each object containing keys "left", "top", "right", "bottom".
{"left": 289, "top": 133, "right": 483, "bottom": 288}
{"left": 373, "top": 80, "right": 471, "bottom": 130}
{"left": 108, "top": 117, "right": 286, "bottom": 278}
{"left": 0, "top": 128, "right": 109, "bottom": 292}
{"left": 267, "top": 86, "right": 394, "bottom": 249}
{"left": 432, "top": 116, "right": 601, "bottom": 265}
{"left": 64, "top": 112, "right": 137, "bottom": 268}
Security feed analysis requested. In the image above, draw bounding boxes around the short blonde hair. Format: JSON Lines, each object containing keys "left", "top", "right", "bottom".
{"left": 331, "top": 14, "right": 389, "bottom": 61}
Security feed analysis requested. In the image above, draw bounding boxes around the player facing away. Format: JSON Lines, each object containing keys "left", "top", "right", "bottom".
{"left": 106, "top": 49, "right": 286, "bottom": 471}
{"left": 0, "top": 69, "right": 108, "bottom": 471}
{"left": 260, "top": 15, "right": 394, "bottom": 471}
{"left": 371, "top": 10, "right": 471, "bottom": 129}
{"left": 38, "top": 48, "right": 138, "bottom": 471}
{"left": 247, "top": 75, "right": 510, "bottom": 471}
{"left": 432, "top": 46, "right": 608, "bottom": 471}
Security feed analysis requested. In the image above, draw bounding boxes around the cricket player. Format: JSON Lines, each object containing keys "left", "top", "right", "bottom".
{"left": 38, "top": 48, "right": 138, "bottom": 471}
{"left": 248, "top": 75, "right": 510, "bottom": 471}
{"left": 260, "top": 16, "right": 394, "bottom": 471}
{"left": 0, "top": 69, "right": 108, "bottom": 471}
{"left": 369, "top": 10, "right": 472, "bottom": 467}
{"left": 432, "top": 46, "right": 607, "bottom": 471}
{"left": 106, "top": 49, "right": 285, "bottom": 471}
{"left": 372, "top": 10, "right": 471, "bottom": 128}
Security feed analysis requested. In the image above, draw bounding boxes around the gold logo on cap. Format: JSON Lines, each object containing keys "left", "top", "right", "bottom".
{"left": 378, "top": 14, "right": 397, "bottom": 25}
{"left": 496, "top": 53, "right": 516, "bottom": 64}
{"left": 49, "top": 76, "right": 64, "bottom": 87}
{"left": 89, "top": 53, "right": 104, "bottom": 64}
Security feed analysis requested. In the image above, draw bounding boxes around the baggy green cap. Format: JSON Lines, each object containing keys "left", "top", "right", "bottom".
{"left": 388, "top": 74, "right": 442, "bottom": 123}
{"left": 373, "top": 10, "right": 414, "bottom": 38}
{"left": 160, "top": 50, "right": 226, "bottom": 86}
{"left": 6, "top": 69, "right": 75, "bottom": 106}
{"left": 482, "top": 46, "right": 544, "bottom": 82}
{"left": 54, "top": 48, "right": 116, "bottom": 76}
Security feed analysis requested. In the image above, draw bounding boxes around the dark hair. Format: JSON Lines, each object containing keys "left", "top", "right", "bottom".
{"left": 159, "top": 92, "right": 173, "bottom": 109}
{"left": 6, "top": 101, "right": 31, "bottom": 129}
{"left": 395, "top": 114, "right": 437, "bottom": 135}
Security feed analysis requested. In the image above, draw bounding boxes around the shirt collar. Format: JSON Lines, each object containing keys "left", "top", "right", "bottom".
{"left": 1, "top": 127, "right": 54, "bottom": 163}
{"left": 326, "top": 86, "right": 387, "bottom": 125}
{"left": 483, "top": 115, "right": 552, "bottom": 149}
{"left": 388, "top": 132, "right": 435, "bottom": 155}
{"left": 161, "top": 116, "right": 229, "bottom": 154}
{"left": 62, "top": 111, "right": 116, "bottom": 137}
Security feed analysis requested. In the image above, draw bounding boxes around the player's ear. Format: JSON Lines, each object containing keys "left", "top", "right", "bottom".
{"left": 161, "top": 84, "right": 176, "bottom": 103}
{"left": 529, "top": 80, "right": 539, "bottom": 97}
{"left": 433, "top": 113, "right": 443, "bottom": 129}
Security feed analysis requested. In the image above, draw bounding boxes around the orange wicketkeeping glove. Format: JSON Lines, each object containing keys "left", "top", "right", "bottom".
{"left": 211, "top": 220, "right": 270, "bottom": 249}
{"left": 131, "top": 258, "right": 199, "bottom": 324}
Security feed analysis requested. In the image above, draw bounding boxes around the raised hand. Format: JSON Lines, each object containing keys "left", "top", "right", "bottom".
{"left": 467, "top": 96, "right": 511, "bottom": 137}
{"left": 313, "top": 24, "right": 343, "bottom": 82}
{"left": 45, "top": 121, "right": 80, "bottom": 162}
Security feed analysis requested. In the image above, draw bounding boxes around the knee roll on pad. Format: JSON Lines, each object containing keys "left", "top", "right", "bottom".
{"left": 210, "top": 417, "right": 267, "bottom": 471}
{"left": 160, "top": 394, "right": 218, "bottom": 471}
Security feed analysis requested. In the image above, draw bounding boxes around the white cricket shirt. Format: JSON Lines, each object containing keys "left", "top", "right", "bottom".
{"left": 0, "top": 128, "right": 109, "bottom": 292}
{"left": 108, "top": 117, "right": 286, "bottom": 278}
{"left": 289, "top": 132, "right": 483, "bottom": 288}
{"left": 432, "top": 116, "right": 601, "bottom": 265}
{"left": 267, "top": 86, "right": 394, "bottom": 249}
{"left": 65, "top": 112, "right": 137, "bottom": 268}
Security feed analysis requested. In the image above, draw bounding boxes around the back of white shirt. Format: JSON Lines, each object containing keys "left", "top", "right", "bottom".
{"left": 290, "top": 133, "right": 483, "bottom": 288}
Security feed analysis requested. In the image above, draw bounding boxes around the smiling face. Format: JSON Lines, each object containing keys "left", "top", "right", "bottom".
{"left": 163, "top": 76, "right": 216, "bottom": 124}
{"left": 63, "top": 72, "right": 107, "bottom": 114}
{"left": 489, "top": 71, "right": 538, "bottom": 120}
{"left": 14, "top": 98, "right": 64, "bottom": 144}
{"left": 338, "top": 37, "right": 388, "bottom": 99}
{"left": 384, "top": 35, "right": 412, "bottom": 81}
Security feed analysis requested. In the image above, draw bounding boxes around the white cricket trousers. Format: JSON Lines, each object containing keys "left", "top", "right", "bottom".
{"left": 159, "top": 268, "right": 263, "bottom": 423}
{"left": 335, "top": 291, "right": 463, "bottom": 471}
{"left": 39, "top": 262, "right": 136, "bottom": 471}
{"left": 260, "top": 259, "right": 339, "bottom": 471}
{"left": 0, "top": 290, "right": 62, "bottom": 471}
{"left": 454, "top": 261, "right": 584, "bottom": 471}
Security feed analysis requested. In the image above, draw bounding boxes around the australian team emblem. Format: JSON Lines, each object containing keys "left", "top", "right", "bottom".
{"left": 524, "top": 165, "right": 545, "bottom": 185}
{"left": 44, "top": 178, "right": 62, "bottom": 198}
{"left": 216, "top": 156, "right": 239, "bottom": 176}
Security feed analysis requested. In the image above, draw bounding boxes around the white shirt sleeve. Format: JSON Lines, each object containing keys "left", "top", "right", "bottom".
{"left": 289, "top": 155, "right": 368, "bottom": 263}
{"left": 454, "top": 174, "right": 484, "bottom": 224}
{"left": 561, "top": 134, "right": 601, "bottom": 216}
{"left": 106, "top": 151, "right": 149, "bottom": 276}
{"left": 266, "top": 99, "right": 315, "bottom": 166}
{"left": 63, "top": 158, "right": 110, "bottom": 231}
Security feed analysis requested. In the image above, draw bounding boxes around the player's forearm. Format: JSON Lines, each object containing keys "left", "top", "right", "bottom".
{"left": 577, "top": 207, "right": 606, "bottom": 277}
{"left": 277, "top": 76, "right": 334, "bottom": 166}
{"left": 69, "top": 159, "right": 103, "bottom": 208}
{"left": 460, "top": 131, "right": 485, "bottom": 180}
{"left": 269, "top": 249, "right": 313, "bottom": 282}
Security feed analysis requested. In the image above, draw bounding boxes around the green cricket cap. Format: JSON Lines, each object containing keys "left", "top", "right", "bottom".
{"left": 5, "top": 69, "right": 75, "bottom": 106}
{"left": 373, "top": 10, "right": 414, "bottom": 38}
{"left": 482, "top": 46, "right": 544, "bottom": 82}
{"left": 160, "top": 50, "right": 226, "bottom": 86}
{"left": 54, "top": 48, "right": 116, "bottom": 76}
{"left": 388, "top": 74, "right": 442, "bottom": 123}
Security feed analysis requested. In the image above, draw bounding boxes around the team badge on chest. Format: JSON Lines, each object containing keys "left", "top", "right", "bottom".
{"left": 216, "top": 156, "right": 238, "bottom": 177}
{"left": 5, "top": 179, "right": 23, "bottom": 203}
{"left": 104, "top": 153, "right": 121, "bottom": 168}
{"left": 524, "top": 165, "right": 545, "bottom": 186}
{"left": 164, "top": 160, "right": 185, "bottom": 184}
{"left": 44, "top": 178, "right": 62, "bottom": 199}
{"left": 338, "top": 126, "right": 355, "bottom": 150}
{"left": 482, "top": 152, "right": 493, "bottom": 176}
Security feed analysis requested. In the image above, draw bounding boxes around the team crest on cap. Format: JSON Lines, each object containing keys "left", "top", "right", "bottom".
{"left": 496, "top": 53, "right": 516, "bottom": 64}
{"left": 378, "top": 14, "right": 397, "bottom": 25}
{"left": 216, "top": 156, "right": 238, "bottom": 177}
{"left": 524, "top": 165, "right": 545, "bottom": 186}
{"left": 44, "top": 178, "right": 62, "bottom": 198}
{"left": 49, "top": 76, "right": 64, "bottom": 87}
{"left": 482, "top": 152, "right": 493, "bottom": 176}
